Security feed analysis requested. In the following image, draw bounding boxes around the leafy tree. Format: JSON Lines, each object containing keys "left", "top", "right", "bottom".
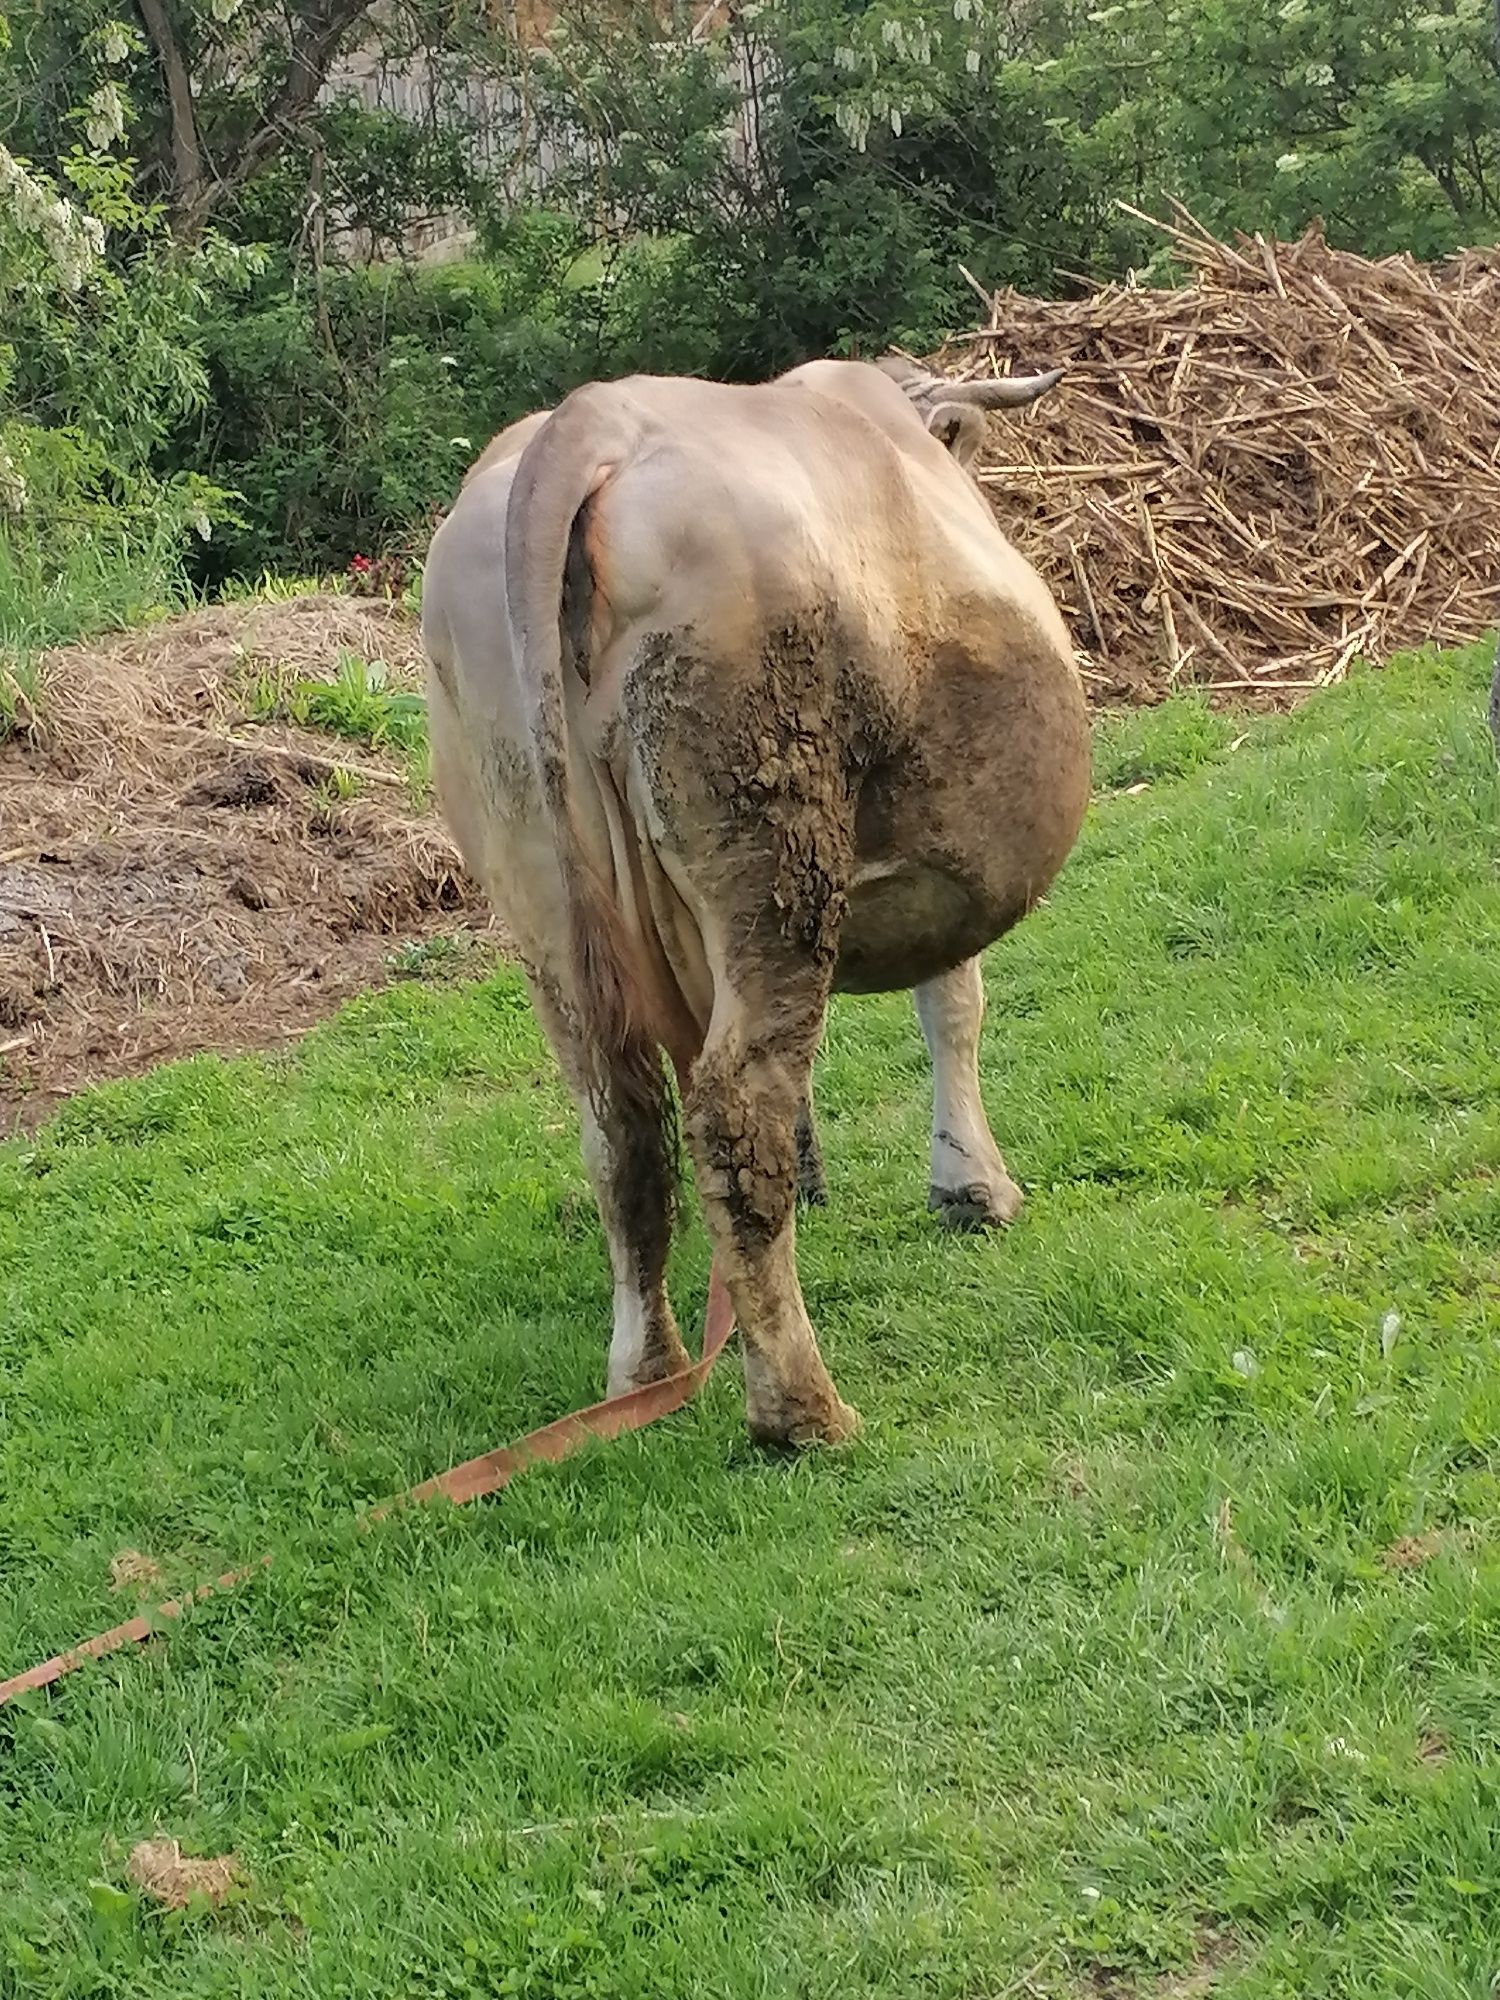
{"left": 521, "top": 0, "right": 1500, "bottom": 379}
{"left": 0, "top": 0, "right": 496, "bottom": 247}
{"left": 1032, "top": 0, "right": 1500, "bottom": 262}
{"left": 0, "top": 7, "right": 240, "bottom": 603}
{"left": 7, "top": 0, "right": 1499, "bottom": 583}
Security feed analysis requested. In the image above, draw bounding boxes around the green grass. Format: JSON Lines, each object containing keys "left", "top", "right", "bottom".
{"left": 243, "top": 648, "right": 431, "bottom": 798}
{"left": 243, "top": 650, "right": 427, "bottom": 755}
{"left": 0, "top": 532, "right": 339, "bottom": 740}
{"left": 215, "top": 572, "right": 348, "bottom": 606}
{"left": 2, "top": 640, "right": 1498, "bottom": 1999}
{"left": 0, "top": 521, "right": 188, "bottom": 700}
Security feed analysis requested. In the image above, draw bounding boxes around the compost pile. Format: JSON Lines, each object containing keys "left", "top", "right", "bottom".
{"left": 939, "top": 206, "right": 1500, "bottom": 703}
{"left": 0, "top": 596, "right": 488, "bottom": 1131}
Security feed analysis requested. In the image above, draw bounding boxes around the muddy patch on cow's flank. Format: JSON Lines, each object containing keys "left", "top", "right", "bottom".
{"left": 1, "top": 595, "right": 495, "bottom": 1132}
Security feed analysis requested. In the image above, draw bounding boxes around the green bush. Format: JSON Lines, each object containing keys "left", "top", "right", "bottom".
{"left": 178, "top": 214, "right": 745, "bottom": 583}
{"left": 521, "top": 0, "right": 1500, "bottom": 384}
{"left": 182, "top": 234, "right": 602, "bottom": 582}
{"left": 0, "top": 17, "right": 237, "bottom": 651}
{"left": 0, "top": 458, "right": 190, "bottom": 664}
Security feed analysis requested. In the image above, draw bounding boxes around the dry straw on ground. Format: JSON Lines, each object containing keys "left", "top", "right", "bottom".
{"left": 126, "top": 1839, "right": 240, "bottom": 1910}
{"left": 0, "top": 595, "right": 489, "bottom": 1130}
{"left": 937, "top": 204, "right": 1500, "bottom": 703}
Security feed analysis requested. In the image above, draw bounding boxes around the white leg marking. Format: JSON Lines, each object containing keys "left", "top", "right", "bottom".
{"left": 581, "top": 1105, "right": 663, "bottom": 1395}
{"left": 914, "top": 958, "right": 1024, "bottom": 1228}
{"left": 607, "top": 1284, "right": 652, "bottom": 1399}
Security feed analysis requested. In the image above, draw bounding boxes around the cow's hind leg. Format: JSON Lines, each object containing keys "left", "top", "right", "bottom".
{"left": 685, "top": 984, "right": 857, "bottom": 1449}
{"left": 580, "top": 1096, "right": 689, "bottom": 1395}
{"left": 425, "top": 655, "right": 685, "bottom": 1396}
{"left": 529, "top": 975, "right": 690, "bottom": 1398}
{"left": 917, "top": 957, "right": 1024, "bottom": 1230}
{"left": 627, "top": 616, "right": 854, "bottom": 1444}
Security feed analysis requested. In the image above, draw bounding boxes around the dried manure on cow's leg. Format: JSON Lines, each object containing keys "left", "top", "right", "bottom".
{"left": 916, "top": 957, "right": 1024, "bottom": 1231}
{"left": 686, "top": 1012, "right": 858, "bottom": 1449}
{"left": 627, "top": 615, "right": 865, "bottom": 1441}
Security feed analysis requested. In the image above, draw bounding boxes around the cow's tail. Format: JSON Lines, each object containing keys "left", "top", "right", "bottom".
{"left": 504, "top": 389, "right": 674, "bottom": 1173}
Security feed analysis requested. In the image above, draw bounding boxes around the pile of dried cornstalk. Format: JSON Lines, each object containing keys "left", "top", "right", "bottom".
{"left": 936, "top": 204, "right": 1500, "bottom": 703}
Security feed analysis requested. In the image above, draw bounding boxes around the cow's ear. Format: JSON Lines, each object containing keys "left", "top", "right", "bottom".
{"left": 926, "top": 401, "right": 987, "bottom": 469}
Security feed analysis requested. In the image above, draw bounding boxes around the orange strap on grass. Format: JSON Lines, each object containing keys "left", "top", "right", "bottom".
{"left": 0, "top": 1264, "right": 736, "bottom": 1707}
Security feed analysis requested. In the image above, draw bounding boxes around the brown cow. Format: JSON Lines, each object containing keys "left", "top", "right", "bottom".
{"left": 420, "top": 356, "right": 1090, "bottom": 1445}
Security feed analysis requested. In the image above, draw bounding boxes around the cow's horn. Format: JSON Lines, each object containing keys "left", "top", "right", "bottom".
{"left": 944, "top": 367, "right": 1066, "bottom": 408}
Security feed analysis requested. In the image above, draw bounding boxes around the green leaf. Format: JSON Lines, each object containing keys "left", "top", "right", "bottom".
{"left": 86, "top": 1881, "right": 132, "bottom": 1922}
{"left": 5, "top": 1936, "right": 47, "bottom": 1974}
{"left": 320, "top": 1722, "right": 395, "bottom": 1759}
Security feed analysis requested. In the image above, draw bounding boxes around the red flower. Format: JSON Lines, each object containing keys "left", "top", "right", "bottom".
{"left": 349, "top": 554, "right": 373, "bottom": 574}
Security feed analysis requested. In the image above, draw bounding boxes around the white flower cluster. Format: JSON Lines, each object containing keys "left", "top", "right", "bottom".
{"left": 832, "top": 8, "right": 988, "bottom": 150}
{"left": 85, "top": 82, "right": 128, "bottom": 150}
{"left": 879, "top": 16, "right": 935, "bottom": 63}
{"left": 0, "top": 144, "right": 106, "bottom": 291}
{"left": 834, "top": 99, "right": 873, "bottom": 151}
{"left": 0, "top": 441, "right": 27, "bottom": 517}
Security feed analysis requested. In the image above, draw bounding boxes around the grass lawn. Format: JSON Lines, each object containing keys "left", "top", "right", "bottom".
{"left": 2, "top": 640, "right": 1498, "bottom": 1999}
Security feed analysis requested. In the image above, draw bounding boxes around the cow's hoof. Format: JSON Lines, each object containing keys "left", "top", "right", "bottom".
{"left": 748, "top": 1392, "right": 861, "bottom": 1452}
{"left": 929, "top": 1176, "right": 1024, "bottom": 1231}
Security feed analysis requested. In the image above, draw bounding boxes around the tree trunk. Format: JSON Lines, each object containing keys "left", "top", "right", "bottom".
{"left": 137, "top": 0, "right": 378, "bottom": 240}
{"left": 134, "top": 0, "right": 209, "bottom": 227}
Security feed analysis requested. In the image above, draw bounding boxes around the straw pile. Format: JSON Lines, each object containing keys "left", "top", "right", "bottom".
{"left": 939, "top": 204, "right": 1500, "bottom": 703}
{"left": 1, "top": 595, "right": 489, "bottom": 1131}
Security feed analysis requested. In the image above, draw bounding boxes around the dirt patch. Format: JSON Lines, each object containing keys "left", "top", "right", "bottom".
{"left": 1, "top": 595, "right": 493, "bottom": 1133}
{"left": 1382, "top": 1530, "right": 1446, "bottom": 1571}
{"left": 1087, "top": 1932, "right": 1237, "bottom": 1997}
